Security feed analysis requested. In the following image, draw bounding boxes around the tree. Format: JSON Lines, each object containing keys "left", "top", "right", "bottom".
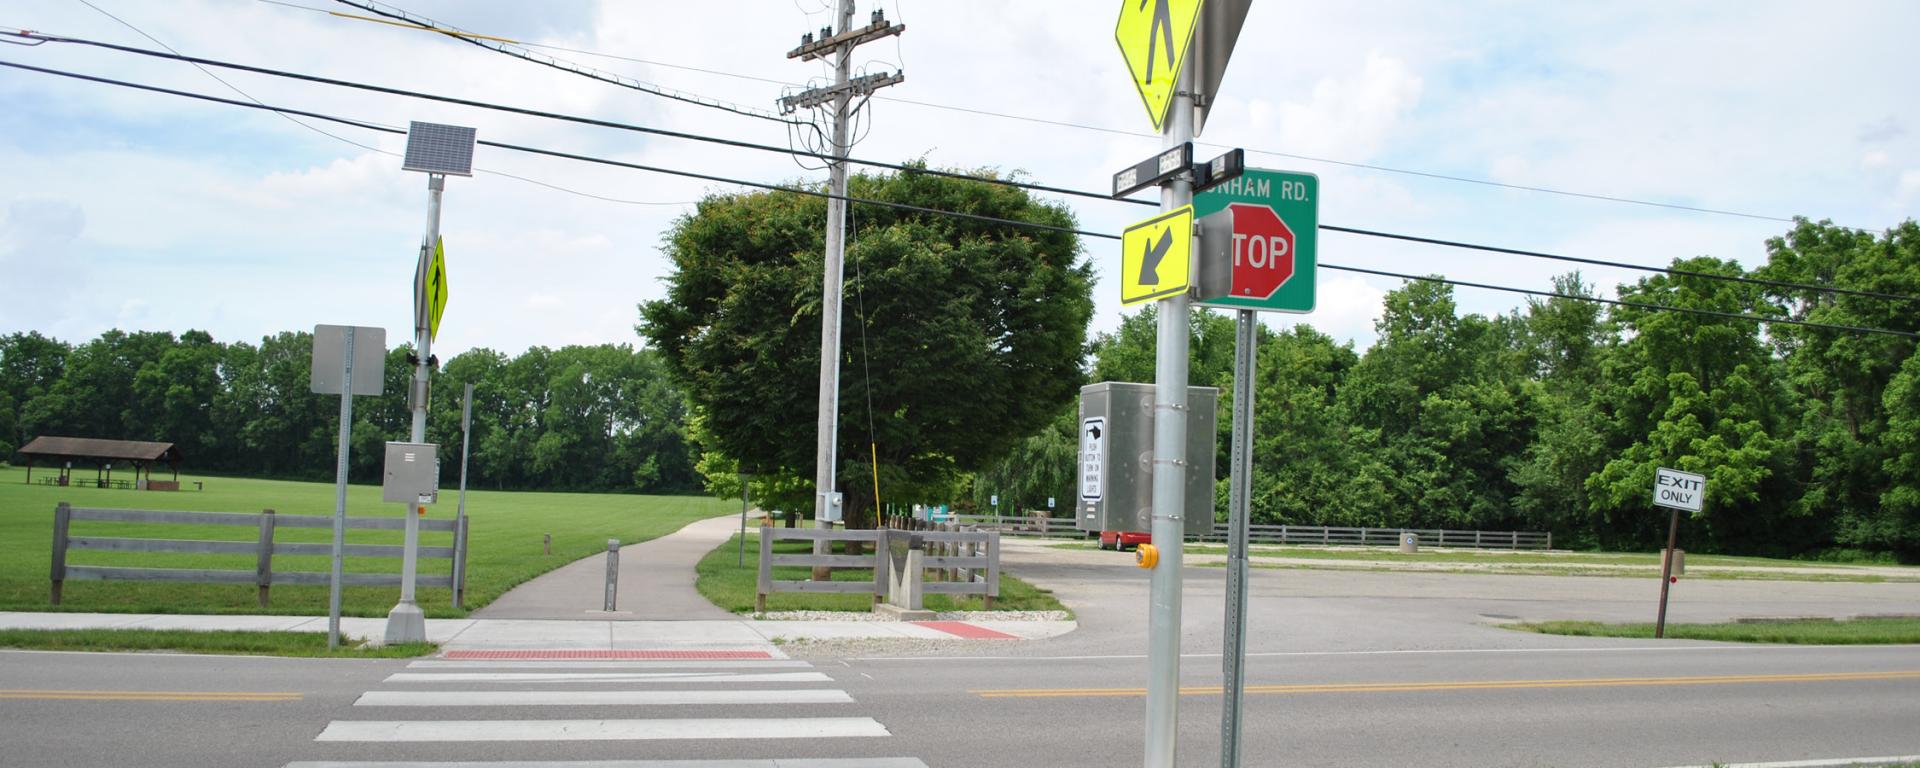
{"left": 0, "top": 331, "right": 70, "bottom": 456}
{"left": 641, "top": 165, "right": 1094, "bottom": 528}
{"left": 1878, "top": 350, "right": 1920, "bottom": 559}
{"left": 1757, "top": 220, "right": 1920, "bottom": 551}
{"left": 1338, "top": 281, "right": 1535, "bottom": 529}
{"left": 1584, "top": 258, "right": 1799, "bottom": 552}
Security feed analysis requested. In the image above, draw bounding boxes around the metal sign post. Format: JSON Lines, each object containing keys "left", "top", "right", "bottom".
{"left": 1651, "top": 467, "right": 1706, "bottom": 638}
{"left": 388, "top": 121, "right": 474, "bottom": 646}
{"left": 1219, "top": 309, "right": 1255, "bottom": 768}
{"left": 454, "top": 382, "right": 473, "bottom": 609}
{"left": 309, "top": 325, "right": 385, "bottom": 652}
{"left": 738, "top": 474, "right": 750, "bottom": 567}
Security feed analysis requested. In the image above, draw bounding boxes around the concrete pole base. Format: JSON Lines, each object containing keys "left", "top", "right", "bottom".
{"left": 384, "top": 601, "right": 427, "bottom": 645}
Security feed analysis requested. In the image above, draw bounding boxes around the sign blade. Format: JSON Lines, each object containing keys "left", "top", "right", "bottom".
{"left": 1114, "top": 0, "right": 1207, "bottom": 131}
{"left": 428, "top": 237, "right": 449, "bottom": 342}
{"left": 1120, "top": 206, "right": 1195, "bottom": 306}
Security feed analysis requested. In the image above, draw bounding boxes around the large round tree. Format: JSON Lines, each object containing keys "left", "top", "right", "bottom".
{"left": 639, "top": 165, "right": 1094, "bottom": 528}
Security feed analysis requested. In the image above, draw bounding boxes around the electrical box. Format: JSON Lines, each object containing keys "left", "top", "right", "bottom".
{"left": 382, "top": 442, "right": 439, "bottom": 504}
{"left": 1077, "top": 382, "right": 1218, "bottom": 536}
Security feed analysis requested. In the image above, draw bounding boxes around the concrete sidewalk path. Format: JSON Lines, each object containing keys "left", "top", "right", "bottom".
{"left": 475, "top": 514, "right": 744, "bottom": 621}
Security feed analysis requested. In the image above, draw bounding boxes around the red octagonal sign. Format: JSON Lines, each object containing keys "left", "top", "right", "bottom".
{"left": 1228, "top": 203, "right": 1296, "bottom": 300}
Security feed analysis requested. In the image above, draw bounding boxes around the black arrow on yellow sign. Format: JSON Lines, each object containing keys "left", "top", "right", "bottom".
{"left": 1138, "top": 228, "right": 1173, "bottom": 284}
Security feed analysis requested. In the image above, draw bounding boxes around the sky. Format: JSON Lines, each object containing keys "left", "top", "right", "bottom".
{"left": 2, "top": 0, "right": 1916, "bottom": 360}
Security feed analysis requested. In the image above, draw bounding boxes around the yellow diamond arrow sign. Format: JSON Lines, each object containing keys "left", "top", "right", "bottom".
{"left": 427, "top": 236, "right": 449, "bottom": 342}
{"left": 1116, "top": 0, "right": 1206, "bottom": 132}
{"left": 1120, "top": 205, "right": 1194, "bottom": 306}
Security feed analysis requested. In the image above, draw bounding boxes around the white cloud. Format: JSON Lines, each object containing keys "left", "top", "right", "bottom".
{"left": 3, "top": 0, "right": 1916, "bottom": 360}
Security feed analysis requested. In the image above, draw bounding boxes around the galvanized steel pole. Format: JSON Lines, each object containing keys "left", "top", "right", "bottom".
{"left": 1220, "top": 309, "right": 1255, "bottom": 768}
{"left": 1144, "top": 63, "right": 1195, "bottom": 768}
{"left": 385, "top": 173, "right": 440, "bottom": 645}
{"left": 454, "top": 382, "right": 472, "bottom": 609}
{"left": 327, "top": 327, "right": 355, "bottom": 652}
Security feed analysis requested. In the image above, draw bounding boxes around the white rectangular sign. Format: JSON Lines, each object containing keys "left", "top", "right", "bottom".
{"left": 1080, "top": 417, "right": 1106, "bottom": 501}
{"left": 1652, "top": 467, "right": 1706, "bottom": 513}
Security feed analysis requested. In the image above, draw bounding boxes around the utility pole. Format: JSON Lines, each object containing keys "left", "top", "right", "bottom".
{"left": 781, "top": 3, "right": 905, "bottom": 552}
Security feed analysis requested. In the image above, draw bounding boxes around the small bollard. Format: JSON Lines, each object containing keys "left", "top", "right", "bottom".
{"left": 603, "top": 538, "right": 620, "bottom": 612}
{"left": 544, "top": 533, "right": 552, "bottom": 556}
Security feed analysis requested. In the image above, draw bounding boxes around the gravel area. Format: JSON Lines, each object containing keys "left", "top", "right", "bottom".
{"left": 756, "top": 609, "right": 1071, "bottom": 622}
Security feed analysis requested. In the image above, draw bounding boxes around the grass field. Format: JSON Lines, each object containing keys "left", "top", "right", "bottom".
{"left": 0, "top": 628, "right": 435, "bottom": 657}
{"left": 696, "top": 532, "right": 1068, "bottom": 615}
{"left": 0, "top": 466, "right": 732, "bottom": 618}
{"left": 1511, "top": 617, "right": 1920, "bottom": 644}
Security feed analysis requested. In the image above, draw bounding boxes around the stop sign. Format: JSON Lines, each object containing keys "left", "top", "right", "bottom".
{"left": 1228, "top": 203, "right": 1295, "bottom": 300}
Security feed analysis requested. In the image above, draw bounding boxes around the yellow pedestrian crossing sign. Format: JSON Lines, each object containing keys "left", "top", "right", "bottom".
{"left": 427, "top": 236, "right": 449, "bottom": 342}
{"left": 1115, "top": 0, "right": 1206, "bottom": 132}
{"left": 1120, "top": 205, "right": 1193, "bottom": 306}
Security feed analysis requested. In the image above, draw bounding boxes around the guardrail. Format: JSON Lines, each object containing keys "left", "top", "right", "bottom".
{"left": 49, "top": 502, "right": 469, "bottom": 608}
{"left": 950, "top": 513, "right": 1549, "bottom": 550}
{"left": 1198, "top": 524, "right": 1550, "bottom": 550}
{"left": 754, "top": 527, "right": 887, "bottom": 613}
{"left": 950, "top": 514, "right": 1082, "bottom": 538}
{"left": 913, "top": 529, "right": 999, "bottom": 605}
{"left": 753, "top": 525, "right": 1000, "bottom": 612}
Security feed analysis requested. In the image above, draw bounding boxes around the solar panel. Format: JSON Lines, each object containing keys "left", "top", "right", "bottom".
{"left": 402, "top": 122, "right": 477, "bottom": 176}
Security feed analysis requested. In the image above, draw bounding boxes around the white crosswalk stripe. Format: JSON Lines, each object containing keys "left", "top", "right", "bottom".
{"left": 289, "top": 655, "right": 924, "bottom": 766}
{"left": 381, "top": 671, "right": 833, "bottom": 684}
{"left": 287, "top": 760, "right": 929, "bottom": 767}
{"left": 354, "top": 689, "right": 854, "bottom": 706}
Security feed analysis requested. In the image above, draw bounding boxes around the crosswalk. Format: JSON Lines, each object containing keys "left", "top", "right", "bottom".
{"left": 284, "top": 653, "right": 927, "bottom": 768}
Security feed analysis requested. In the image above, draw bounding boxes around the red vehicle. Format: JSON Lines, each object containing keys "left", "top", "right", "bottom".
{"left": 1098, "top": 530, "right": 1151, "bottom": 551}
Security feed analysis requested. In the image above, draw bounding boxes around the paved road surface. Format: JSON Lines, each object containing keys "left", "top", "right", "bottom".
{"left": 4, "top": 538, "right": 1917, "bottom": 767}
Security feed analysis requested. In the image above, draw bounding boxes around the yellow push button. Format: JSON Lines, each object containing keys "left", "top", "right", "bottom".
{"left": 1135, "top": 543, "right": 1159, "bottom": 569}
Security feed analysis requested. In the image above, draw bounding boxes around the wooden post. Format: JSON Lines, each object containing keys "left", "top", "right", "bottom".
{"left": 50, "top": 502, "right": 71, "bottom": 605}
{"left": 872, "top": 528, "right": 887, "bottom": 605}
{"left": 255, "top": 508, "right": 276, "bottom": 609}
{"left": 755, "top": 526, "right": 773, "bottom": 614}
{"left": 543, "top": 533, "right": 551, "bottom": 556}
{"left": 985, "top": 531, "right": 1000, "bottom": 609}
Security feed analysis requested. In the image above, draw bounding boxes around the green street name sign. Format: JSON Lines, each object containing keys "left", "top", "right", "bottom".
{"left": 1194, "top": 168, "right": 1318, "bottom": 313}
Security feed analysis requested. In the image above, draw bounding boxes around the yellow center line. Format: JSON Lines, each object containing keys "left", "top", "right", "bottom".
{"left": 0, "top": 689, "right": 303, "bottom": 702}
{"left": 972, "top": 670, "right": 1920, "bottom": 699}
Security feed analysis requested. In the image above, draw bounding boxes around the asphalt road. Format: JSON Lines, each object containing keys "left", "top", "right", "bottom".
{"left": 2, "top": 543, "right": 1916, "bottom": 768}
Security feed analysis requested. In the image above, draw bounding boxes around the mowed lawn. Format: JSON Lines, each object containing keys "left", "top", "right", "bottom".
{"left": 0, "top": 466, "right": 731, "bottom": 618}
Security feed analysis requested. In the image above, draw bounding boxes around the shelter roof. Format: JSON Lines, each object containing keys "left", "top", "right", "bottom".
{"left": 18, "top": 436, "right": 182, "bottom": 463}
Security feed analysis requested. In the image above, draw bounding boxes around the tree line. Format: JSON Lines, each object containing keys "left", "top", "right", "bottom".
{"left": 5, "top": 206, "right": 1915, "bottom": 559}
{"left": 976, "top": 220, "right": 1920, "bottom": 560}
{"left": 0, "top": 330, "right": 699, "bottom": 494}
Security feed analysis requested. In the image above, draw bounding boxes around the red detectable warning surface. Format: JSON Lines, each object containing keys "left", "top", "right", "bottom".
{"left": 441, "top": 649, "right": 774, "bottom": 660}
{"left": 913, "top": 621, "right": 1019, "bottom": 640}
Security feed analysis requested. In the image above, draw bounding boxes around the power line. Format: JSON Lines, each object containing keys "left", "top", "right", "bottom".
{"left": 1321, "top": 225, "right": 1920, "bottom": 306}
{"left": 254, "top": 0, "right": 1820, "bottom": 227}
{"left": 10, "top": 32, "right": 1111, "bottom": 207}
{"left": 49, "top": 32, "right": 1920, "bottom": 309}
{"left": 10, "top": 29, "right": 1913, "bottom": 308}
{"left": 325, "top": 0, "right": 800, "bottom": 126}
{"left": 5, "top": 57, "right": 1914, "bottom": 342}
{"left": 11, "top": 30, "right": 1913, "bottom": 309}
